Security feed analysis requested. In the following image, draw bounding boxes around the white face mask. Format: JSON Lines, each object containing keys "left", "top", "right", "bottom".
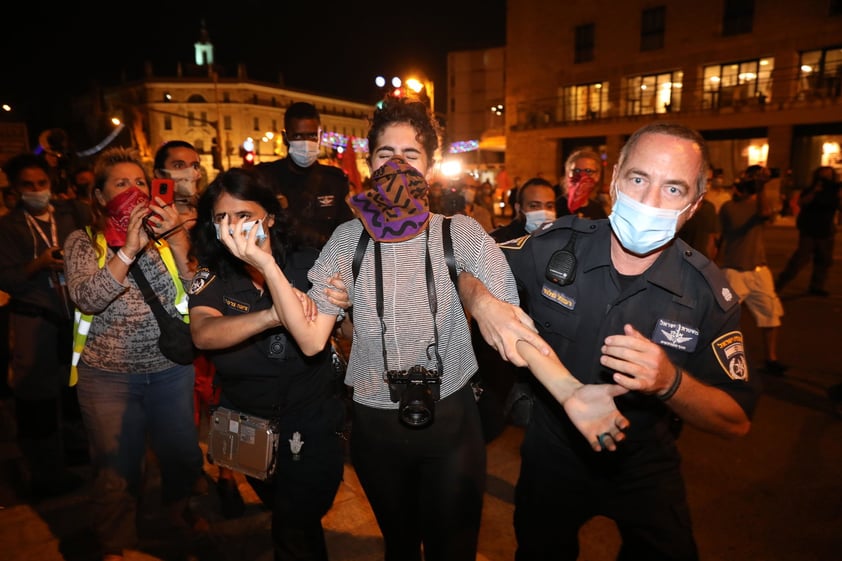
{"left": 20, "top": 190, "right": 52, "bottom": 213}
{"left": 288, "top": 140, "right": 320, "bottom": 168}
{"left": 608, "top": 190, "right": 692, "bottom": 255}
{"left": 164, "top": 167, "right": 200, "bottom": 195}
{"left": 214, "top": 218, "right": 267, "bottom": 244}
{"left": 524, "top": 209, "right": 556, "bottom": 233}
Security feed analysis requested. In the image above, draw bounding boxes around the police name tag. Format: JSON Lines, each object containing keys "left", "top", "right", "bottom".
{"left": 651, "top": 318, "right": 699, "bottom": 352}
{"left": 541, "top": 282, "right": 575, "bottom": 310}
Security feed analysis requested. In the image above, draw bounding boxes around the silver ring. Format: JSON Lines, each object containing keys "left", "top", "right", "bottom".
{"left": 597, "top": 432, "right": 612, "bottom": 448}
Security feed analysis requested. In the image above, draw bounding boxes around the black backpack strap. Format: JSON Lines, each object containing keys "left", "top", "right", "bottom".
{"left": 352, "top": 226, "right": 370, "bottom": 284}
{"left": 441, "top": 217, "right": 457, "bottom": 285}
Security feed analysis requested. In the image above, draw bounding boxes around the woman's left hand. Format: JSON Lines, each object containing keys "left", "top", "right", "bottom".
{"left": 326, "top": 274, "right": 350, "bottom": 310}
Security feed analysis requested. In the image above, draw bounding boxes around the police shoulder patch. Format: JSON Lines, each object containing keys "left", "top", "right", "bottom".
{"left": 498, "top": 234, "right": 530, "bottom": 250}
{"left": 711, "top": 330, "right": 749, "bottom": 381}
{"left": 189, "top": 267, "right": 216, "bottom": 295}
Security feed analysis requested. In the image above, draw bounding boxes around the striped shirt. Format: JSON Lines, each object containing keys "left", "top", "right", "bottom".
{"left": 308, "top": 213, "right": 519, "bottom": 409}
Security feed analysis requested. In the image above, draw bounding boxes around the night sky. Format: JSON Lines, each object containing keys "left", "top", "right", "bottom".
{"left": 3, "top": 2, "right": 506, "bottom": 141}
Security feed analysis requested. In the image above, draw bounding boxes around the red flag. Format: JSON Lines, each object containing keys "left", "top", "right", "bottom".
{"left": 342, "top": 136, "right": 363, "bottom": 195}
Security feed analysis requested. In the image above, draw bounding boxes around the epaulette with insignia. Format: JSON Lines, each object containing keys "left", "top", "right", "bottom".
{"left": 189, "top": 267, "right": 216, "bottom": 295}
{"left": 498, "top": 234, "right": 530, "bottom": 250}
{"left": 680, "top": 249, "right": 738, "bottom": 312}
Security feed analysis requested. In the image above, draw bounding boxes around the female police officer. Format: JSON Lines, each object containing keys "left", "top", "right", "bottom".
{"left": 188, "top": 167, "right": 348, "bottom": 561}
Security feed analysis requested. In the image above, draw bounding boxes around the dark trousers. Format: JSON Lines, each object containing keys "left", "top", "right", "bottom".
{"left": 350, "top": 384, "right": 486, "bottom": 561}
{"left": 514, "top": 402, "right": 698, "bottom": 561}
{"left": 776, "top": 233, "right": 834, "bottom": 292}
{"left": 242, "top": 396, "right": 346, "bottom": 561}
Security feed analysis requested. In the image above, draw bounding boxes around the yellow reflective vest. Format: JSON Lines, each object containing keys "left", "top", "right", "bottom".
{"left": 69, "top": 229, "right": 188, "bottom": 386}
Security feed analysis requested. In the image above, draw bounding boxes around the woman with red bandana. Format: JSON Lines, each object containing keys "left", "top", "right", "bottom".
{"left": 63, "top": 147, "right": 204, "bottom": 561}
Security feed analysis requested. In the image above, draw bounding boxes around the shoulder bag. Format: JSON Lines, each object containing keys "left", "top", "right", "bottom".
{"left": 129, "top": 265, "right": 197, "bottom": 365}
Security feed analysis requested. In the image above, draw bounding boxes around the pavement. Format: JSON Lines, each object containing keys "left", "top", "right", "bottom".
{"left": 0, "top": 217, "right": 840, "bottom": 561}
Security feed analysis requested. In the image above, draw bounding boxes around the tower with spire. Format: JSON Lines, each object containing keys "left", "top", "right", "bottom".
{"left": 194, "top": 19, "right": 213, "bottom": 67}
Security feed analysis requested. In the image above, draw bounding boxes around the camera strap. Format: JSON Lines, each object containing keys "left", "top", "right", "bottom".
{"left": 372, "top": 228, "right": 444, "bottom": 376}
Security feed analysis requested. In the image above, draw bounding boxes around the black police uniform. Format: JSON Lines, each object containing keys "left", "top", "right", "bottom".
{"left": 188, "top": 248, "right": 345, "bottom": 560}
{"left": 499, "top": 215, "right": 759, "bottom": 561}
{"left": 489, "top": 217, "right": 527, "bottom": 243}
{"left": 256, "top": 158, "right": 353, "bottom": 248}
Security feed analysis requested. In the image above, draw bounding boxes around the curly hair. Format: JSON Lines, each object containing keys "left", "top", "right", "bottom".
{"left": 366, "top": 93, "right": 441, "bottom": 167}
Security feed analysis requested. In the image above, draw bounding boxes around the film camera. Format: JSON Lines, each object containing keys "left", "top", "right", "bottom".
{"left": 385, "top": 366, "right": 442, "bottom": 428}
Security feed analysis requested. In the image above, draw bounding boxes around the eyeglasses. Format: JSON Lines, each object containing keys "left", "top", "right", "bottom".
{"left": 572, "top": 168, "right": 598, "bottom": 175}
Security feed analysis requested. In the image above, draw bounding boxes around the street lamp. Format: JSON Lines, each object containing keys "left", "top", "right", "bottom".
{"left": 374, "top": 75, "right": 434, "bottom": 113}
{"left": 405, "top": 77, "right": 434, "bottom": 114}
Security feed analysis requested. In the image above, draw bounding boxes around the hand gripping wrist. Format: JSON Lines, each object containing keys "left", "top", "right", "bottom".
{"left": 658, "top": 366, "right": 683, "bottom": 402}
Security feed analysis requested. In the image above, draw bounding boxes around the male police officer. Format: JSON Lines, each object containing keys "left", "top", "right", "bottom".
{"left": 459, "top": 122, "right": 759, "bottom": 560}
{"left": 256, "top": 102, "right": 353, "bottom": 249}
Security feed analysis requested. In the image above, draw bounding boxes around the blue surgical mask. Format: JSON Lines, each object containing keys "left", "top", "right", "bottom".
{"left": 524, "top": 209, "right": 556, "bottom": 233}
{"left": 608, "top": 190, "right": 692, "bottom": 255}
{"left": 214, "top": 218, "right": 267, "bottom": 243}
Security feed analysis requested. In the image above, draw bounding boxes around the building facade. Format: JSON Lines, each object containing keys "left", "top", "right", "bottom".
{"left": 502, "top": 0, "right": 842, "bottom": 188}
{"left": 73, "top": 28, "right": 372, "bottom": 183}
{"left": 99, "top": 71, "right": 372, "bottom": 181}
{"left": 446, "top": 46, "right": 507, "bottom": 177}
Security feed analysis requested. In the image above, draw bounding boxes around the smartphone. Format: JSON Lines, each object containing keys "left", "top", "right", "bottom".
{"left": 151, "top": 178, "right": 175, "bottom": 206}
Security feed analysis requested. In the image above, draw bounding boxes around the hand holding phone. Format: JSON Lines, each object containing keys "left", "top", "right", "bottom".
{"left": 151, "top": 178, "right": 175, "bottom": 206}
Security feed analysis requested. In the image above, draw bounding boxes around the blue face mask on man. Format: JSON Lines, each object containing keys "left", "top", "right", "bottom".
{"left": 608, "top": 190, "right": 692, "bottom": 255}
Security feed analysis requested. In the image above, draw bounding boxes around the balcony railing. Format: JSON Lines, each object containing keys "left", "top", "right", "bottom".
{"left": 512, "top": 74, "right": 842, "bottom": 131}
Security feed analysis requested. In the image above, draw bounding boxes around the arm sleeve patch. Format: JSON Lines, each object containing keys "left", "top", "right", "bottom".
{"left": 711, "top": 330, "right": 749, "bottom": 381}
{"left": 189, "top": 267, "right": 216, "bottom": 295}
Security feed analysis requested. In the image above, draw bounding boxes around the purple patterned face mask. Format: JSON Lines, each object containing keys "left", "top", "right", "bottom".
{"left": 348, "top": 156, "right": 430, "bottom": 242}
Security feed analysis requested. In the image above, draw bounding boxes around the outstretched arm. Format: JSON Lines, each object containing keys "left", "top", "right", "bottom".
{"left": 458, "top": 272, "right": 549, "bottom": 366}
{"left": 517, "top": 340, "right": 630, "bottom": 452}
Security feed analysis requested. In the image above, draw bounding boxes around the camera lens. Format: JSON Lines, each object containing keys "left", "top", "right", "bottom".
{"left": 399, "top": 384, "right": 435, "bottom": 428}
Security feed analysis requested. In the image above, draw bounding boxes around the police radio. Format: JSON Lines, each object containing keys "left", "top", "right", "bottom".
{"left": 546, "top": 232, "right": 578, "bottom": 286}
